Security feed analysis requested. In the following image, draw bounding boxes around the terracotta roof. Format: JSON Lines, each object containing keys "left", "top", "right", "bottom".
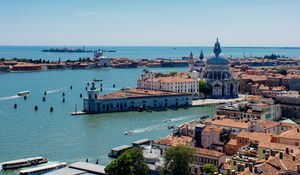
{"left": 227, "top": 139, "right": 238, "bottom": 146}
{"left": 237, "top": 131, "right": 271, "bottom": 142}
{"left": 204, "top": 118, "right": 250, "bottom": 129}
{"left": 239, "top": 151, "right": 300, "bottom": 175}
{"left": 258, "top": 141, "right": 299, "bottom": 152}
{"left": 154, "top": 135, "right": 193, "bottom": 147}
{"left": 258, "top": 120, "right": 296, "bottom": 129}
{"left": 279, "top": 128, "right": 300, "bottom": 140}
{"left": 99, "top": 88, "right": 188, "bottom": 100}
{"left": 203, "top": 126, "right": 223, "bottom": 133}
{"left": 194, "top": 148, "right": 225, "bottom": 158}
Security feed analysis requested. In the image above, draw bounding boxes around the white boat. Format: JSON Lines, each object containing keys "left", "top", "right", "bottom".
{"left": 124, "top": 130, "right": 134, "bottom": 135}
{"left": 1, "top": 157, "right": 48, "bottom": 170}
{"left": 163, "top": 119, "right": 172, "bottom": 122}
{"left": 19, "top": 162, "right": 67, "bottom": 175}
{"left": 17, "top": 91, "right": 31, "bottom": 96}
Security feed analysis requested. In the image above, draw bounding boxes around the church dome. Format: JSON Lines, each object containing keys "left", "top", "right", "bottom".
{"left": 206, "top": 38, "right": 229, "bottom": 65}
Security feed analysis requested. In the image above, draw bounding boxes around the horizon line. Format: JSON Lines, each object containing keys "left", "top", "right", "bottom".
{"left": 1, "top": 44, "right": 300, "bottom": 48}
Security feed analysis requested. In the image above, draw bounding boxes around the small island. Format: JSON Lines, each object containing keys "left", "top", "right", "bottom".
{"left": 42, "top": 47, "right": 93, "bottom": 53}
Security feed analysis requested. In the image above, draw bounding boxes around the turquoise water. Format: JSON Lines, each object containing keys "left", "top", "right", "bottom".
{"left": 0, "top": 46, "right": 300, "bottom": 61}
{"left": 0, "top": 67, "right": 216, "bottom": 175}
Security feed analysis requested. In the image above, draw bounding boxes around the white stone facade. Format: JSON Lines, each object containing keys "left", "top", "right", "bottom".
{"left": 190, "top": 39, "right": 238, "bottom": 98}
{"left": 137, "top": 70, "right": 199, "bottom": 96}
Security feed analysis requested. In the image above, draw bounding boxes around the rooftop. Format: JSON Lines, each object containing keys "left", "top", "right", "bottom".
{"left": 194, "top": 147, "right": 225, "bottom": 158}
{"left": 99, "top": 88, "right": 189, "bottom": 100}
{"left": 278, "top": 128, "right": 300, "bottom": 140}
{"left": 237, "top": 131, "right": 271, "bottom": 142}
{"left": 154, "top": 135, "right": 193, "bottom": 147}
{"left": 204, "top": 117, "right": 250, "bottom": 129}
{"left": 111, "top": 145, "right": 132, "bottom": 152}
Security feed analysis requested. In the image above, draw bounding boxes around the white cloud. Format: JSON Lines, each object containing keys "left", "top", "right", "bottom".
{"left": 75, "top": 11, "right": 96, "bottom": 17}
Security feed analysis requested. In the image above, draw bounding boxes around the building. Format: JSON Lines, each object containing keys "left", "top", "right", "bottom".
{"left": 0, "top": 65, "right": 10, "bottom": 72}
{"left": 153, "top": 135, "right": 226, "bottom": 175}
{"left": 203, "top": 116, "right": 251, "bottom": 135}
{"left": 190, "top": 148, "right": 226, "bottom": 175}
{"left": 11, "top": 64, "right": 47, "bottom": 71}
{"left": 273, "top": 128, "right": 300, "bottom": 147}
{"left": 93, "top": 50, "right": 111, "bottom": 67}
{"left": 83, "top": 82, "right": 193, "bottom": 113}
{"left": 216, "top": 98, "right": 282, "bottom": 121}
{"left": 238, "top": 149, "right": 300, "bottom": 175}
{"left": 201, "top": 126, "right": 225, "bottom": 151}
{"left": 275, "top": 92, "right": 300, "bottom": 119}
{"left": 137, "top": 70, "right": 199, "bottom": 96}
{"left": 190, "top": 39, "right": 238, "bottom": 98}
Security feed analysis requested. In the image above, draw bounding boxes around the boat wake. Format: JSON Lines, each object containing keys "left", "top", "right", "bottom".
{"left": 0, "top": 95, "right": 21, "bottom": 101}
{"left": 46, "top": 88, "right": 65, "bottom": 94}
{"left": 126, "top": 115, "right": 201, "bottom": 135}
{"left": 163, "top": 115, "right": 199, "bottom": 122}
{"left": 130, "top": 123, "right": 164, "bottom": 134}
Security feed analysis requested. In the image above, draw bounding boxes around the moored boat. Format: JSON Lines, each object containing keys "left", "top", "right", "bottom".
{"left": 108, "top": 145, "right": 132, "bottom": 158}
{"left": 19, "top": 162, "right": 67, "bottom": 175}
{"left": 17, "top": 91, "right": 31, "bottom": 97}
{"left": 1, "top": 157, "right": 48, "bottom": 170}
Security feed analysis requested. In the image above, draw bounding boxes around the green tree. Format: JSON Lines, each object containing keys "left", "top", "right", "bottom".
{"left": 168, "top": 71, "right": 177, "bottom": 76}
{"left": 198, "top": 80, "right": 212, "bottom": 98}
{"left": 203, "top": 164, "right": 217, "bottom": 175}
{"left": 162, "top": 146, "right": 195, "bottom": 175}
{"left": 105, "top": 148, "right": 149, "bottom": 175}
{"left": 276, "top": 68, "right": 288, "bottom": 76}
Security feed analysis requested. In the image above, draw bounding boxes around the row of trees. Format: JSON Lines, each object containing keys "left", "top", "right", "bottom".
{"left": 0, "top": 57, "right": 92, "bottom": 64}
{"left": 105, "top": 146, "right": 217, "bottom": 175}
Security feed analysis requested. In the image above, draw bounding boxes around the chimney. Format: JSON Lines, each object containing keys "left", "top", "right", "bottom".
{"left": 249, "top": 163, "right": 253, "bottom": 172}
{"left": 286, "top": 147, "right": 289, "bottom": 154}
{"left": 271, "top": 149, "right": 277, "bottom": 157}
{"left": 254, "top": 166, "right": 258, "bottom": 173}
{"left": 280, "top": 151, "right": 284, "bottom": 159}
{"left": 297, "top": 164, "right": 300, "bottom": 173}
{"left": 237, "top": 163, "right": 241, "bottom": 172}
{"left": 265, "top": 153, "right": 269, "bottom": 160}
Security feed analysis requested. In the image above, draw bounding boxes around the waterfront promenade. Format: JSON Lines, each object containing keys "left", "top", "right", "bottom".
{"left": 192, "top": 94, "right": 247, "bottom": 106}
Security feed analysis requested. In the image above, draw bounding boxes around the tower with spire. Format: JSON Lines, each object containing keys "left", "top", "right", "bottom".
{"left": 213, "top": 38, "right": 222, "bottom": 57}
{"left": 199, "top": 50, "right": 204, "bottom": 60}
{"left": 189, "top": 52, "right": 194, "bottom": 59}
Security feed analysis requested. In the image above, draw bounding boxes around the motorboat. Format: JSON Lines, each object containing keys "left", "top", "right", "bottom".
{"left": 17, "top": 91, "right": 31, "bottom": 97}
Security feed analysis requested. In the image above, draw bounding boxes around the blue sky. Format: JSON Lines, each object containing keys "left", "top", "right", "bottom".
{"left": 0, "top": 0, "right": 300, "bottom": 46}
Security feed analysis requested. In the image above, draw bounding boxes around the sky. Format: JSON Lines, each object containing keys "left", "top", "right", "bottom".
{"left": 0, "top": 0, "right": 300, "bottom": 46}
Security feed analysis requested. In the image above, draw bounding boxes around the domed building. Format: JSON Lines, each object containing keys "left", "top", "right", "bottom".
{"left": 190, "top": 39, "right": 238, "bottom": 98}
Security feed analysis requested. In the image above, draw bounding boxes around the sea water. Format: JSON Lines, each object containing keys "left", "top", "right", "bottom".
{"left": 0, "top": 67, "right": 216, "bottom": 175}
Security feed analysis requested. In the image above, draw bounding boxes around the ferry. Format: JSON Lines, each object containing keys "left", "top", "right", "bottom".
{"left": 19, "top": 162, "right": 67, "bottom": 175}
{"left": 1, "top": 157, "right": 48, "bottom": 170}
{"left": 17, "top": 91, "right": 31, "bottom": 97}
